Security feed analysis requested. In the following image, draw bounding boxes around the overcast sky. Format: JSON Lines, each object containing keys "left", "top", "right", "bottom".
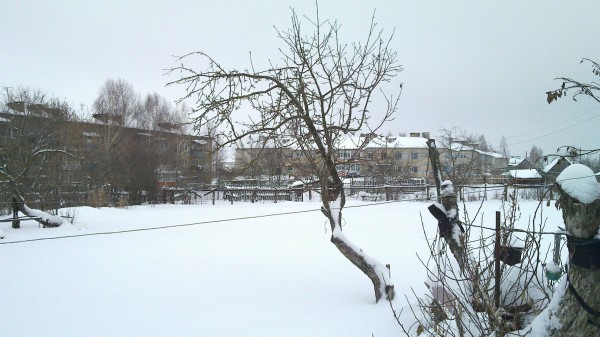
{"left": 2, "top": 0, "right": 599, "bottom": 158}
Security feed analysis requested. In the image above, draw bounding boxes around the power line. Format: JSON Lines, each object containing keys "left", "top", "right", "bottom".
{"left": 0, "top": 199, "right": 400, "bottom": 246}
{"left": 503, "top": 106, "right": 600, "bottom": 142}
{"left": 487, "top": 105, "right": 600, "bottom": 145}
{"left": 3, "top": 174, "right": 597, "bottom": 246}
{"left": 507, "top": 113, "right": 600, "bottom": 147}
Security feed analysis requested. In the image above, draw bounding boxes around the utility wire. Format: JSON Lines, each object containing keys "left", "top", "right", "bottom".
{"left": 487, "top": 105, "right": 600, "bottom": 145}
{"left": 0, "top": 199, "right": 399, "bottom": 246}
{"left": 507, "top": 113, "right": 600, "bottom": 146}
{"left": 2, "top": 173, "right": 598, "bottom": 246}
{"left": 502, "top": 106, "right": 600, "bottom": 142}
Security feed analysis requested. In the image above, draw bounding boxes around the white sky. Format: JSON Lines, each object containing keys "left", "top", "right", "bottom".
{"left": 2, "top": 0, "right": 599, "bottom": 158}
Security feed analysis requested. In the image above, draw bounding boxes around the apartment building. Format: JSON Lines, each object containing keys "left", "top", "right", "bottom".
{"left": 0, "top": 106, "right": 212, "bottom": 206}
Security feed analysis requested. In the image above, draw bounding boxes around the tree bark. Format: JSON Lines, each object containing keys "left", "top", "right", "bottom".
{"left": 426, "top": 140, "right": 466, "bottom": 271}
{"left": 550, "top": 192, "right": 600, "bottom": 336}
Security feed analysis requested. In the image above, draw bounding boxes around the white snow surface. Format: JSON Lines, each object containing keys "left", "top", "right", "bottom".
{"left": 509, "top": 169, "right": 542, "bottom": 179}
{"left": 0, "top": 199, "right": 565, "bottom": 337}
{"left": 556, "top": 163, "right": 600, "bottom": 204}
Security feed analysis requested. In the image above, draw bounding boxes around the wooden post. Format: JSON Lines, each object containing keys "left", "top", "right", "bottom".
{"left": 12, "top": 196, "right": 20, "bottom": 229}
{"left": 484, "top": 176, "right": 488, "bottom": 201}
{"left": 494, "top": 210, "right": 501, "bottom": 308}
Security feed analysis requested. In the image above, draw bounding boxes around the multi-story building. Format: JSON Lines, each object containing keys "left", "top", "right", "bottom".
{"left": 0, "top": 105, "right": 212, "bottom": 207}
{"left": 232, "top": 132, "right": 433, "bottom": 185}
{"left": 335, "top": 133, "right": 431, "bottom": 184}
{"left": 231, "top": 131, "right": 509, "bottom": 187}
{"left": 438, "top": 140, "right": 509, "bottom": 184}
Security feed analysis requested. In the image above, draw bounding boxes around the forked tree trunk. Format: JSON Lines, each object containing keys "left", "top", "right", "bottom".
{"left": 549, "top": 190, "right": 600, "bottom": 337}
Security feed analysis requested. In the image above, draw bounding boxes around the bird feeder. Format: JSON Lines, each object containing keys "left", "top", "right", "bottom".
{"left": 499, "top": 246, "right": 523, "bottom": 266}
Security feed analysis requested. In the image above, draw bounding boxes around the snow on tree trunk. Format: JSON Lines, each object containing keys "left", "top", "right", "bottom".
{"left": 324, "top": 199, "right": 394, "bottom": 303}
{"left": 426, "top": 140, "right": 465, "bottom": 270}
{"left": 14, "top": 194, "right": 64, "bottom": 228}
{"left": 546, "top": 164, "right": 600, "bottom": 336}
{"left": 439, "top": 180, "right": 466, "bottom": 271}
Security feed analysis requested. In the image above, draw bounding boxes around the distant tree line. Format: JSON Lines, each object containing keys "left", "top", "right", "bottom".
{"left": 0, "top": 80, "right": 211, "bottom": 214}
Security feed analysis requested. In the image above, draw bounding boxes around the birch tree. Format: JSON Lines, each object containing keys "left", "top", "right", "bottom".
{"left": 168, "top": 7, "right": 402, "bottom": 302}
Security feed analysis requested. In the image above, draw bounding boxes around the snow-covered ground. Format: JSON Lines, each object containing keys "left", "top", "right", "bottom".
{"left": 0, "top": 198, "right": 564, "bottom": 337}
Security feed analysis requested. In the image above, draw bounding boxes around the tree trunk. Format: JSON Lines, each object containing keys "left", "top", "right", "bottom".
{"left": 322, "top": 202, "right": 394, "bottom": 303}
{"left": 550, "top": 193, "right": 600, "bottom": 336}
{"left": 13, "top": 193, "right": 64, "bottom": 228}
{"left": 426, "top": 140, "right": 466, "bottom": 271}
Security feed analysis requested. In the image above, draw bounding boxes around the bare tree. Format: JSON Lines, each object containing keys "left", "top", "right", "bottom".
{"left": 393, "top": 142, "right": 551, "bottom": 336}
{"left": 499, "top": 136, "right": 510, "bottom": 158}
{"left": 93, "top": 78, "right": 143, "bottom": 127}
{"left": 547, "top": 58, "right": 600, "bottom": 104}
{"left": 529, "top": 145, "right": 544, "bottom": 167}
{"left": 169, "top": 7, "right": 402, "bottom": 302}
{"left": 437, "top": 127, "right": 480, "bottom": 187}
{"left": 0, "top": 87, "right": 75, "bottom": 227}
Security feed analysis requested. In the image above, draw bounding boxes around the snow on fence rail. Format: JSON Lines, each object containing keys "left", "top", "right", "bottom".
{"left": 0, "top": 183, "right": 557, "bottom": 214}
{"left": 347, "top": 185, "right": 432, "bottom": 202}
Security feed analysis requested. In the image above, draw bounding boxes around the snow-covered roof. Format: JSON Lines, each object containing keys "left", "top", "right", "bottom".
{"left": 336, "top": 135, "right": 428, "bottom": 150}
{"left": 509, "top": 169, "right": 542, "bottom": 179}
{"left": 543, "top": 157, "right": 572, "bottom": 173}
{"left": 193, "top": 139, "right": 208, "bottom": 145}
{"left": 508, "top": 157, "right": 524, "bottom": 166}
{"left": 0, "top": 117, "right": 10, "bottom": 123}
{"left": 449, "top": 142, "right": 506, "bottom": 159}
{"left": 290, "top": 180, "right": 304, "bottom": 187}
{"left": 557, "top": 164, "right": 600, "bottom": 203}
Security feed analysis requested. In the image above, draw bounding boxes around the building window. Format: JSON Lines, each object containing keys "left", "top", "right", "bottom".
{"left": 367, "top": 152, "right": 374, "bottom": 160}
{"left": 367, "top": 165, "right": 374, "bottom": 172}
{"left": 411, "top": 166, "right": 418, "bottom": 174}
{"left": 340, "top": 150, "right": 351, "bottom": 159}
{"left": 381, "top": 151, "right": 387, "bottom": 160}
{"left": 395, "top": 152, "right": 402, "bottom": 160}
{"left": 411, "top": 152, "right": 418, "bottom": 160}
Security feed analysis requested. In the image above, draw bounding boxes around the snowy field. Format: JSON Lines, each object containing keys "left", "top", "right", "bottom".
{"left": 0, "top": 198, "right": 563, "bottom": 337}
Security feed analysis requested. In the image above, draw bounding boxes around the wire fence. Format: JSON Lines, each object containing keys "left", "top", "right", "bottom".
{"left": 0, "top": 182, "right": 559, "bottom": 216}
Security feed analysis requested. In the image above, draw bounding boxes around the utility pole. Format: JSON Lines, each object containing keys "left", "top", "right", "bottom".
{"left": 3, "top": 86, "right": 13, "bottom": 100}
